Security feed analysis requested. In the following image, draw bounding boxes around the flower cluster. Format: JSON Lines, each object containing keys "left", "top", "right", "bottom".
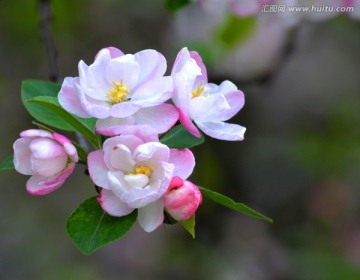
{"left": 11, "top": 46, "right": 246, "bottom": 236}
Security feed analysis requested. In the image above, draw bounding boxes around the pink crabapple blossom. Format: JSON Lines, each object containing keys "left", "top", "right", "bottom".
{"left": 171, "top": 47, "right": 246, "bottom": 141}
{"left": 13, "top": 129, "right": 78, "bottom": 195}
{"left": 87, "top": 127, "right": 195, "bottom": 232}
{"left": 58, "top": 47, "right": 179, "bottom": 136}
{"left": 163, "top": 176, "right": 202, "bottom": 221}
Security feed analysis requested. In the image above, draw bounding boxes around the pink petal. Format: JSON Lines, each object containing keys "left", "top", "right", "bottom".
{"left": 103, "top": 135, "right": 144, "bottom": 155}
{"left": 26, "top": 163, "right": 75, "bottom": 195}
{"left": 121, "top": 126, "right": 160, "bottom": 143}
{"left": 29, "top": 138, "right": 68, "bottom": 177}
{"left": 20, "top": 129, "right": 53, "bottom": 139}
{"left": 98, "top": 189, "right": 134, "bottom": 216}
{"left": 190, "top": 94, "right": 230, "bottom": 123}
{"left": 138, "top": 199, "right": 164, "bottom": 232}
{"left": 13, "top": 138, "right": 33, "bottom": 175}
{"left": 98, "top": 103, "right": 178, "bottom": 136}
{"left": 168, "top": 176, "right": 184, "bottom": 188}
{"left": 164, "top": 179, "right": 202, "bottom": 221}
{"left": 109, "top": 144, "right": 136, "bottom": 172}
{"left": 95, "top": 47, "right": 124, "bottom": 59}
{"left": 196, "top": 121, "right": 246, "bottom": 141}
{"left": 58, "top": 77, "right": 91, "bottom": 118}
{"left": 109, "top": 102, "right": 141, "bottom": 118}
{"left": 133, "top": 104, "right": 178, "bottom": 134}
{"left": 172, "top": 72, "right": 192, "bottom": 115}
{"left": 79, "top": 93, "right": 110, "bottom": 119}
{"left": 221, "top": 90, "right": 245, "bottom": 121}
{"left": 106, "top": 55, "right": 140, "bottom": 90}
{"left": 134, "top": 49, "right": 167, "bottom": 86}
{"left": 134, "top": 142, "right": 170, "bottom": 165}
{"left": 190, "top": 50, "right": 208, "bottom": 84}
{"left": 171, "top": 47, "right": 190, "bottom": 76}
{"left": 96, "top": 116, "right": 135, "bottom": 136}
{"left": 177, "top": 107, "right": 201, "bottom": 138}
{"left": 131, "top": 76, "right": 173, "bottom": 107}
{"left": 88, "top": 150, "right": 110, "bottom": 189}
{"left": 53, "top": 133, "right": 78, "bottom": 162}
{"left": 169, "top": 149, "right": 195, "bottom": 180}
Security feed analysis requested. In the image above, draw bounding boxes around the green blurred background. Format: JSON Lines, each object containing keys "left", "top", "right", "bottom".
{"left": 1, "top": 0, "right": 360, "bottom": 279}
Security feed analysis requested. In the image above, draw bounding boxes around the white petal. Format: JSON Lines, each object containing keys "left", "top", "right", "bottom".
{"left": 123, "top": 174, "right": 149, "bottom": 189}
{"left": 109, "top": 144, "right": 136, "bottom": 172}
{"left": 29, "top": 138, "right": 68, "bottom": 177}
{"left": 106, "top": 55, "right": 140, "bottom": 89}
{"left": 190, "top": 94, "right": 230, "bottom": 122}
{"left": 138, "top": 199, "right": 164, "bottom": 232}
{"left": 58, "top": 77, "right": 91, "bottom": 118}
{"left": 196, "top": 121, "right": 246, "bottom": 141}
{"left": 132, "top": 104, "right": 179, "bottom": 134}
{"left": 103, "top": 135, "right": 143, "bottom": 155}
{"left": 98, "top": 189, "right": 134, "bottom": 217}
{"left": 134, "top": 49, "right": 167, "bottom": 86}
{"left": 13, "top": 138, "right": 33, "bottom": 175}
{"left": 87, "top": 150, "right": 110, "bottom": 189}
{"left": 134, "top": 142, "right": 170, "bottom": 166}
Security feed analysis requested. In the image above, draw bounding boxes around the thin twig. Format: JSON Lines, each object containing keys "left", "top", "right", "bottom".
{"left": 38, "top": 0, "right": 90, "bottom": 152}
{"left": 39, "top": 0, "right": 61, "bottom": 83}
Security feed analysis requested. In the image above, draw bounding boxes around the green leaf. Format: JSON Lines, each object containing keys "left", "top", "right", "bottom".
{"left": 164, "top": 0, "right": 191, "bottom": 14}
{"left": 179, "top": 215, "right": 196, "bottom": 238}
{"left": 32, "top": 121, "right": 56, "bottom": 133}
{"left": 66, "top": 196, "right": 138, "bottom": 255}
{"left": 21, "top": 80, "right": 96, "bottom": 132}
{"left": 27, "top": 96, "right": 100, "bottom": 149}
{"left": 160, "top": 124, "right": 205, "bottom": 149}
{"left": 198, "top": 186, "right": 273, "bottom": 223}
{"left": 0, "top": 155, "right": 14, "bottom": 170}
{"left": 218, "top": 14, "right": 256, "bottom": 48}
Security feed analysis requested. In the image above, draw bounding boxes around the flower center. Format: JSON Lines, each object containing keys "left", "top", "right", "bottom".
{"left": 129, "top": 165, "right": 156, "bottom": 177}
{"left": 107, "top": 81, "right": 130, "bottom": 104}
{"left": 192, "top": 81, "right": 209, "bottom": 99}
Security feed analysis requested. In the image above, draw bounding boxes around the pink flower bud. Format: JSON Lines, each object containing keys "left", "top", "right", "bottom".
{"left": 163, "top": 176, "right": 202, "bottom": 221}
{"left": 13, "top": 129, "right": 78, "bottom": 195}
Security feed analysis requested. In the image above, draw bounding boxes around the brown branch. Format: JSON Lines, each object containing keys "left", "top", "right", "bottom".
{"left": 38, "top": 0, "right": 91, "bottom": 152}
{"left": 39, "top": 0, "right": 61, "bottom": 83}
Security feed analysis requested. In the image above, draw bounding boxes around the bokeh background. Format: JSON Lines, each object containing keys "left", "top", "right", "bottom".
{"left": 1, "top": 0, "right": 360, "bottom": 279}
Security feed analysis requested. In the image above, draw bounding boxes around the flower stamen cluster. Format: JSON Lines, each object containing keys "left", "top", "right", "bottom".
{"left": 107, "top": 80, "right": 130, "bottom": 104}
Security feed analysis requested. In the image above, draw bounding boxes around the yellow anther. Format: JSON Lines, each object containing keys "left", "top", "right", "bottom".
{"left": 129, "top": 166, "right": 155, "bottom": 177}
{"left": 192, "top": 81, "right": 205, "bottom": 99}
{"left": 107, "top": 81, "right": 130, "bottom": 104}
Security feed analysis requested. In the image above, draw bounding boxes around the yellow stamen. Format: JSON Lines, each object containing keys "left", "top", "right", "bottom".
{"left": 107, "top": 81, "right": 130, "bottom": 104}
{"left": 129, "top": 165, "right": 155, "bottom": 177}
{"left": 192, "top": 81, "right": 205, "bottom": 99}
